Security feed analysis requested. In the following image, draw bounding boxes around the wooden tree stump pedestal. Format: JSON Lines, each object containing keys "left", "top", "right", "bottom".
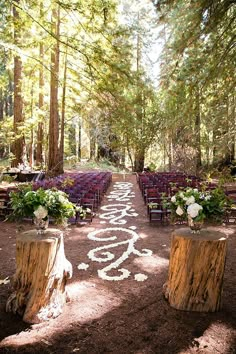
{"left": 163, "top": 228, "right": 227, "bottom": 312}
{"left": 6, "top": 228, "right": 72, "bottom": 324}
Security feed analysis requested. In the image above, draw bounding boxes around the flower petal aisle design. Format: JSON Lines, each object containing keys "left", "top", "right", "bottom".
{"left": 88, "top": 227, "right": 152, "bottom": 281}
{"left": 99, "top": 204, "right": 138, "bottom": 225}
{"left": 78, "top": 180, "right": 153, "bottom": 281}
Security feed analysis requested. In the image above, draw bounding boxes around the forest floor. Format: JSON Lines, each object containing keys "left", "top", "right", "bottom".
{"left": 0, "top": 173, "right": 236, "bottom": 354}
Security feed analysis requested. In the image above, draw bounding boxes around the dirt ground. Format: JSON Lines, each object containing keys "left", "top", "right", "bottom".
{"left": 0, "top": 173, "right": 236, "bottom": 354}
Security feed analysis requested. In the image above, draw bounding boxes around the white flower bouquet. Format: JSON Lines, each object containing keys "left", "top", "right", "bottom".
{"left": 170, "top": 187, "right": 229, "bottom": 224}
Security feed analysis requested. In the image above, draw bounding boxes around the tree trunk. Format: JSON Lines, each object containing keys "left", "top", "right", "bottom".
{"left": 233, "top": 94, "right": 236, "bottom": 161}
{"left": 6, "top": 229, "right": 72, "bottom": 324}
{"left": 5, "top": 74, "right": 13, "bottom": 117}
{"left": 11, "top": 0, "right": 25, "bottom": 168}
{"left": 36, "top": 12, "right": 44, "bottom": 167}
{"left": 163, "top": 228, "right": 227, "bottom": 312}
{"left": 90, "top": 132, "right": 96, "bottom": 160}
{"left": 29, "top": 85, "right": 34, "bottom": 167}
{"left": 0, "top": 89, "right": 4, "bottom": 158}
{"left": 0, "top": 88, "right": 3, "bottom": 121}
{"left": 29, "top": 128, "right": 34, "bottom": 167}
{"left": 227, "top": 94, "right": 235, "bottom": 163}
{"left": 212, "top": 128, "right": 217, "bottom": 164}
{"left": 78, "top": 118, "right": 82, "bottom": 161}
{"left": 168, "top": 133, "right": 173, "bottom": 171}
{"left": 126, "top": 137, "right": 133, "bottom": 171}
{"left": 58, "top": 44, "right": 68, "bottom": 174}
{"left": 134, "top": 148, "right": 145, "bottom": 172}
{"left": 195, "top": 87, "right": 201, "bottom": 173}
{"left": 48, "top": 4, "right": 61, "bottom": 176}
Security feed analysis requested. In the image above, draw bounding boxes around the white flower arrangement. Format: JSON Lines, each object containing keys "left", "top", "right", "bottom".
{"left": 170, "top": 186, "right": 229, "bottom": 223}
{"left": 10, "top": 186, "right": 77, "bottom": 224}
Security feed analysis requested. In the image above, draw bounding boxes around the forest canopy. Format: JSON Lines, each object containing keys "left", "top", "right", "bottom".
{"left": 0, "top": 0, "right": 235, "bottom": 174}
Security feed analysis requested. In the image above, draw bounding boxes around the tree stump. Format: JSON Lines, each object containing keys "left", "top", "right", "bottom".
{"left": 6, "top": 228, "right": 72, "bottom": 323}
{"left": 163, "top": 228, "right": 227, "bottom": 312}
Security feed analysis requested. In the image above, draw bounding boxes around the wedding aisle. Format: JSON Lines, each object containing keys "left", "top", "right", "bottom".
{"left": 0, "top": 173, "right": 236, "bottom": 354}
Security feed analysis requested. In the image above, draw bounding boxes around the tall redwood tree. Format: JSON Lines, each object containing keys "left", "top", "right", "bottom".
{"left": 11, "top": 0, "right": 25, "bottom": 167}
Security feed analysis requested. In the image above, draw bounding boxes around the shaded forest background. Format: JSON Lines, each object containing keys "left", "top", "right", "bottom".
{"left": 0, "top": 0, "right": 235, "bottom": 175}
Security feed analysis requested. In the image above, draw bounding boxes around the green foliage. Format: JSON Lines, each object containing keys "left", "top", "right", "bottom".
{"left": 61, "top": 176, "right": 75, "bottom": 187}
{"left": 200, "top": 166, "right": 235, "bottom": 186}
{"left": 0, "top": 174, "right": 17, "bottom": 183}
{"left": 148, "top": 162, "right": 156, "bottom": 172}
{"left": 156, "top": 0, "right": 236, "bottom": 171}
{"left": 75, "top": 158, "right": 126, "bottom": 172}
{"left": 0, "top": 0, "right": 234, "bottom": 171}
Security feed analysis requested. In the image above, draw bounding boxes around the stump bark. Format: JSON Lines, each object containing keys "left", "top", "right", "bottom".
{"left": 6, "top": 228, "right": 72, "bottom": 323}
{"left": 163, "top": 228, "right": 227, "bottom": 312}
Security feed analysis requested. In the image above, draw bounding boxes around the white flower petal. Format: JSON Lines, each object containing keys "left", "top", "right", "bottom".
{"left": 77, "top": 263, "right": 89, "bottom": 270}
{"left": 0, "top": 276, "right": 10, "bottom": 285}
{"left": 134, "top": 273, "right": 148, "bottom": 282}
{"left": 176, "top": 206, "right": 184, "bottom": 216}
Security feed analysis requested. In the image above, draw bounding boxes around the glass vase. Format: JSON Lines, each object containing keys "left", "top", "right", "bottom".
{"left": 34, "top": 216, "right": 49, "bottom": 235}
{"left": 187, "top": 215, "right": 203, "bottom": 233}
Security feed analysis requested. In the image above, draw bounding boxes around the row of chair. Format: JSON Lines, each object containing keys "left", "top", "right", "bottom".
{"left": 137, "top": 172, "right": 197, "bottom": 224}
{"left": 137, "top": 172, "right": 202, "bottom": 200}
{"left": 33, "top": 172, "right": 112, "bottom": 224}
{"left": 224, "top": 187, "right": 236, "bottom": 224}
{"left": 0, "top": 186, "right": 19, "bottom": 219}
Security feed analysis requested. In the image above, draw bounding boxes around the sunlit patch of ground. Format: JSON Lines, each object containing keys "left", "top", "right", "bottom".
{"left": 133, "top": 254, "right": 169, "bottom": 274}
{"left": 0, "top": 280, "right": 121, "bottom": 348}
{"left": 179, "top": 322, "right": 236, "bottom": 354}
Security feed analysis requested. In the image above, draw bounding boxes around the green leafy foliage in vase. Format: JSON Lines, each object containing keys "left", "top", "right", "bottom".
{"left": 9, "top": 185, "right": 78, "bottom": 224}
